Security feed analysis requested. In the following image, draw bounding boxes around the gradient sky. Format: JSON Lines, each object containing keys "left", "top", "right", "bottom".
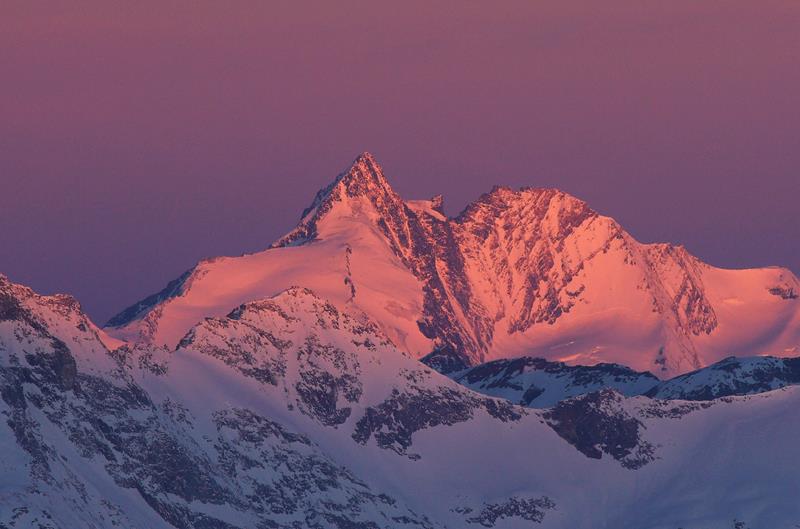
{"left": 1, "top": 1, "right": 799, "bottom": 323}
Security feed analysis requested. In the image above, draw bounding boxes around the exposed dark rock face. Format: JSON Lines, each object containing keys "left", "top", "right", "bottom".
{"left": 430, "top": 195, "right": 445, "bottom": 215}
{"left": 769, "top": 286, "right": 798, "bottom": 300}
{"left": 353, "top": 386, "right": 523, "bottom": 457}
{"left": 454, "top": 496, "right": 556, "bottom": 527}
{"left": 1, "top": 360, "right": 235, "bottom": 529}
{"left": 211, "top": 408, "right": 436, "bottom": 529}
{"left": 463, "top": 357, "right": 654, "bottom": 388}
{"left": 456, "top": 186, "right": 598, "bottom": 334}
{"left": 644, "top": 244, "right": 718, "bottom": 337}
{"left": 419, "top": 346, "right": 470, "bottom": 375}
{"left": 177, "top": 316, "right": 289, "bottom": 386}
{"left": 296, "top": 368, "right": 357, "bottom": 426}
{"left": 0, "top": 290, "right": 25, "bottom": 322}
{"left": 543, "top": 389, "right": 656, "bottom": 469}
{"left": 433, "top": 355, "right": 659, "bottom": 408}
{"left": 636, "top": 398, "right": 712, "bottom": 419}
{"left": 443, "top": 353, "right": 800, "bottom": 409}
{"left": 647, "top": 356, "right": 800, "bottom": 401}
{"left": 24, "top": 339, "right": 78, "bottom": 392}
{"left": 293, "top": 335, "right": 363, "bottom": 426}
{"left": 1, "top": 341, "right": 247, "bottom": 527}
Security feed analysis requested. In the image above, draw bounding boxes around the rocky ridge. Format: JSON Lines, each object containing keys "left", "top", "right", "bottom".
{"left": 105, "top": 153, "right": 800, "bottom": 376}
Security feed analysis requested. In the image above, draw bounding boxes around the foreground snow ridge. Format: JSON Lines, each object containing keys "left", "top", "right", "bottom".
{"left": 106, "top": 152, "right": 800, "bottom": 377}
{"left": 2, "top": 271, "right": 800, "bottom": 528}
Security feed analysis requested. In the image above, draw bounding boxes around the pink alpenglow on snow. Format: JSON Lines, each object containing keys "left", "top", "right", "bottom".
{"left": 3, "top": 4, "right": 800, "bottom": 526}
{"left": 105, "top": 154, "right": 800, "bottom": 377}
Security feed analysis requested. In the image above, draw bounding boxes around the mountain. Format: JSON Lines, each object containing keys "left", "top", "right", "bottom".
{"left": 4, "top": 152, "right": 799, "bottom": 528}
{"left": 427, "top": 354, "right": 660, "bottom": 408}
{"left": 5, "top": 274, "right": 800, "bottom": 528}
{"left": 646, "top": 355, "right": 800, "bottom": 400}
{"left": 105, "top": 153, "right": 800, "bottom": 376}
{"left": 0, "top": 274, "right": 441, "bottom": 528}
{"left": 428, "top": 351, "right": 800, "bottom": 408}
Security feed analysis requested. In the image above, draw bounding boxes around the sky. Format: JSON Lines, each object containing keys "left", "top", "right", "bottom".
{"left": 1, "top": 1, "right": 799, "bottom": 324}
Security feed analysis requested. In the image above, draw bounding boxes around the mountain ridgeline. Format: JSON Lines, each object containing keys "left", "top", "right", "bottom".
{"left": 2, "top": 152, "right": 800, "bottom": 528}
{"left": 422, "top": 348, "right": 800, "bottom": 408}
{"left": 107, "top": 152, "right": 800, "bottom": 376}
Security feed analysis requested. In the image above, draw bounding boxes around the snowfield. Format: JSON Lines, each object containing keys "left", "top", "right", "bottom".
{"left": 3, "top": 273, "right": 800, "bottom": 528}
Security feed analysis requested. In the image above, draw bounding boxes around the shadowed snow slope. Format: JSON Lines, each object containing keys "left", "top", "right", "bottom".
{"left": 105, "top": 153, "right": 800, "bottom": 377}
{"left": 646, "top": 354, "right": 800, "bottom": 400}
{"left": 432, "top": 354, "right": 661, "bottom": 408}
{"left": 430, "top": 351, "right": 800, "bottom": 409}
{"left": 3, "top": 275, "right": 800, "bottom": 528}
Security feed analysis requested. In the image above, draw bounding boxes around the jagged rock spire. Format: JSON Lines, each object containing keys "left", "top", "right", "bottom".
{"left": 430, "top": 194, "right": 445, "bottom": 215}
{"left": 335, "top": 152, "right": 396, "bottom": 200}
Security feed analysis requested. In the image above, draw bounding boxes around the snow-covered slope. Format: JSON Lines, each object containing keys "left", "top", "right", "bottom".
{"left": 4, "top": 275, "right": 800, "bottom": 528}
{"left": 105, "top": 154, "right": 434, "bottom": 360}
{"left": 430, "top": 349, "right": 800, "bottom": 407}
{"left": 105, "top": 153, "right": 800, "bottom": 376}
{"left": 647, "top": 355, "right": 800, "bottom": 400}
{"left": 0, "top": 276, "right": 471, "bottom": 528}
{"left": 429, "top": 354, "right": 660, "bottom": 408}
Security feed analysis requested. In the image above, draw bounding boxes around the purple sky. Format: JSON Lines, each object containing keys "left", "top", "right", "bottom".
{"left": 2, "top": 1, "right": 799, "bottom": 323}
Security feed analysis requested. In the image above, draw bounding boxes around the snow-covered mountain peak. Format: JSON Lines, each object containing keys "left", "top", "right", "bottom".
{"left": 224, "top": 285, "right": 349, "bottom": 319}
{"left": 0, "top": 274, "right": 123, "bottom": 379}
{"left": 1, "top": 274, "right": 88, "bottom": 336}
{"left": 222, "top": 285, "right": 392, "bottom": 347}
{"left": 460, "top": 184, "right": 593, "bottom": 216}
{"left": 336, "top": 151, "right": 391, "bottom": 195}
{"left": 105, "top": 153, "right": 800, "bottom": 376}
{"left": 456, "top": 185, "right": 602, "bottom": 245}
{"left": 273, "top": 152, "right": 405, "bottom": 248}
{"left": 313, "top": 151, "right": 396, "bottom": 211}
{"left": 174, "top": 285, "right": 398, "bottom": 385}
